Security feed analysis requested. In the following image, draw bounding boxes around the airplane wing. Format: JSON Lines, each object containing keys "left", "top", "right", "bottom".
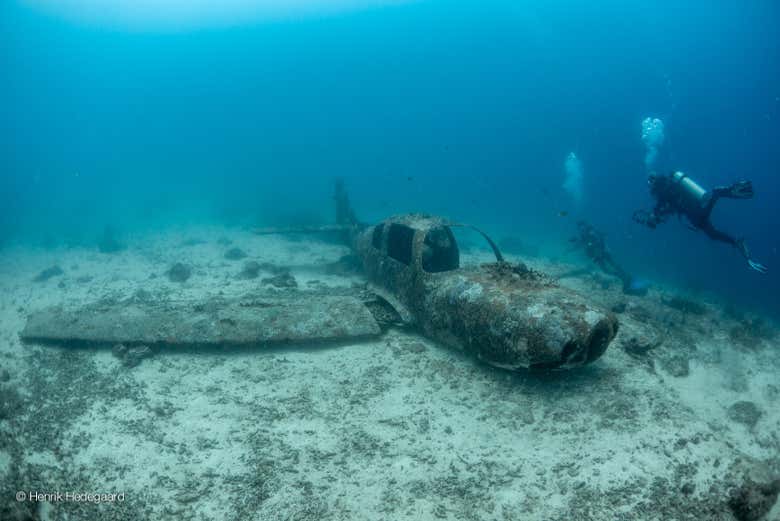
{"left": 20, "top": 292, "right": 385, "bottom": 349}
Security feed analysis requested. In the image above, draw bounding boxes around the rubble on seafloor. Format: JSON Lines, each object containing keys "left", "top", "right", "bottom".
{"left": 0, "top": 233, "right": 778, "bottom": 521}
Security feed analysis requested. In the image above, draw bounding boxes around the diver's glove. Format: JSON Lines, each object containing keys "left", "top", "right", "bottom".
{"left": 728, "top": 180, "right": 754, "bottom": 199}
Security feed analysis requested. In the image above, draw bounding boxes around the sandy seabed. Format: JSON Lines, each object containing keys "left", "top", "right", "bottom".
{"left": 0, "top": 226, "right": 778, "bottom": 521}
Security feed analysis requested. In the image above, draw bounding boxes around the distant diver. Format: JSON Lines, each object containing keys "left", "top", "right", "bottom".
{"left": 633, "top": 171, "right": 767, "bottom": 273}
{"left": 571, "top": 221, "right": 648, "bottom": 296}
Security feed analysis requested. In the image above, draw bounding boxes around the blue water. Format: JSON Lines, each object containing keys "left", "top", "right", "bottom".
{"left": 2, "top": 1, "right": 779, "bottom": 316}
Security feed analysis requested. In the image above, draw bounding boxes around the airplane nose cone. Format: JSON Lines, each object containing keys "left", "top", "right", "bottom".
{"left": 424, "top": 267, "right": 621, "bottom": 371}
{"left": 559, "top": 315, "right": 617, "bottom": 368}
{"left": 527, "top": 311, "right": 619, "bottom": 371}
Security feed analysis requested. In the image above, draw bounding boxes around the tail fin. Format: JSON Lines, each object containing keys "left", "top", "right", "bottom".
{"left": 334, "top": 178, "right": 358, "bottom": 227}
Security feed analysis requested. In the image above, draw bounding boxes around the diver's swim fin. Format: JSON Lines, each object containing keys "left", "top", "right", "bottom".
{"left": 747, "top": 259, "right": 768, "bottom": 274}
{"left": 736, "top": 239, "right": 767, "bottom": 273}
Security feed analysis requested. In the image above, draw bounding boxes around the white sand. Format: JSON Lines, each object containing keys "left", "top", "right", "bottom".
{"left": 0, "top": 227, "right": 778, "bottom": 520}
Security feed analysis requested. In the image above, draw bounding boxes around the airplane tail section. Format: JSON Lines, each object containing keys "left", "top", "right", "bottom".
{"left": 254, "top": 180, "right": 361, "bottom": 239}
{"left": 334, "top": 178, "right": 359, "bottom": 228}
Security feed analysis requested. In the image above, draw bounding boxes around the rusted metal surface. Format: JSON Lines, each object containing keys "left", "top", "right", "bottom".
{"left": 21, "top": 294, "right": 382, "bottom": 348}
{"left": 355, "top": 215, "right": 618, "bottom": 370}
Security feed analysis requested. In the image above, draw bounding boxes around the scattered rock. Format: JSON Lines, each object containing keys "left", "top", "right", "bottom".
{"left": 238, "top": 261, "right": 261, "bottom": 280}
{"left": 224, "top": 247, "right": 248, "bottom": 260}
{"left": 174, "top": 491, "right": 200, "bottom": 504}
{"left": 167, "top": 263, "right": 192, "bottom": 283}
{"left": 76, "top": 275, "right": 93, "bottom": 284}
{"left": 660, "top": 353, "right": 690, "bottom": 377}
{"left": 33, "top": 265, "right": 64, "bottom": 282}
{"left": 622, "top": 335, "right": 662, "bottom": 357}
{"left": 217, "top": 237, "right": 233, "bottom": 246}
{"left": 324, "top": 254, "right": 362, "bottom": 275}
{"left": 0, "top": 368, "right": 9, "bottom": 382}
{"left": 727, "top": 401, "right": 763, "bottom": 429}
{"left": 405, "top": 342, "right": 427, "bottom": 354}
{"left": 124, "top": 345, "right": 153, "bottom": 367}
{"left": 518, "top": 407, "right": 535, "bottom": 425}
{"left": 112, "top": 343, "right": 128, "bottom": 358}
{"left": 112, "top": 343, "right": 153, "bottom": 368}
{"left": 131, "top": 288, "right": 154, "bottom": 303}
{"left": 728, "top": 478, "right": 780, "bottom": 521}
{"left": 611, "top": 301, "right": 627, "bottom": 314}
{"left": 262, "top": 272, "right": 297, "bottom": 289}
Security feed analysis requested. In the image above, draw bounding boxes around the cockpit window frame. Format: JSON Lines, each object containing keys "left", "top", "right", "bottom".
{"left": 421, "top": 225, "right": 460, "bottom": 273}
{"left": 386, "top": 223, "right": 415, "bottom": 266}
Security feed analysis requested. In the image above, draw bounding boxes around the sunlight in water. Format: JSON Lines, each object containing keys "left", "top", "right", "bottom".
{"left": 20, "top": 0, "right": 413, "bottom": 29}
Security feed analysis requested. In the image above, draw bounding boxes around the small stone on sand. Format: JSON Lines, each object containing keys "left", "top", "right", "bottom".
{"left": 167, "top": 263, "right": 192, "bottom": 283}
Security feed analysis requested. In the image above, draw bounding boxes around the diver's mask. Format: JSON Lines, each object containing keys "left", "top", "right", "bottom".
{"left": 647, "top": 172, "right": 658, "bottom": 187}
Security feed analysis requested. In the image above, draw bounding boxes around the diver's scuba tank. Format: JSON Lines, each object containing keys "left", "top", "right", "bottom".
{"left": 671, "top": 171, "right": 707, "bottom": 205}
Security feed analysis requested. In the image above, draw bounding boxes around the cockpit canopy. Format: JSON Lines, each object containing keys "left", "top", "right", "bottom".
{"left": 370, "top": 214, "right": 503, "bottom": 274}
{"left": 370, "top": 215, "right": 460, "bottom": 273}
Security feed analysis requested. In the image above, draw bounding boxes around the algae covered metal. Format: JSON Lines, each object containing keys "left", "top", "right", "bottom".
{"left": 21, "top": 293, "right": 382, "bottom": 348}
{"left": 351, "top": 213, "right": 618, "bottom": 370}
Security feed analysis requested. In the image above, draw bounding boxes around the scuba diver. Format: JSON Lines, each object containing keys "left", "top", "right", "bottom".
{"left": 571, "top": 221, "right": 648, "bottom": 296}
{"left": 633, "top": 171, "right": 767, "bottom": 273}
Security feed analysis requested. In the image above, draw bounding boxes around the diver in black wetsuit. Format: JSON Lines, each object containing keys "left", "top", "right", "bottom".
{"left": 571, "top": 221, "right": 647, "bottom": 295}
{"left": 633, "top": 171, "right": 767, "bottom": 273}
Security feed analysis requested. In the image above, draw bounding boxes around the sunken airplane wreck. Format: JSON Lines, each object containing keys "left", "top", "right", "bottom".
{"left": 20, "top": 181, "right": 618, "bottom": 371}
